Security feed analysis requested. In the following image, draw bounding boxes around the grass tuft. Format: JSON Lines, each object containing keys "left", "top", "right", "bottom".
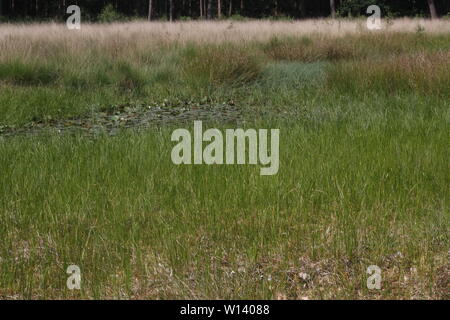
{"left": 0, "top": 61, "right": 59, "bottom": 85}
{"left": 182, "top": 44, "right": 265, "bottom": 87}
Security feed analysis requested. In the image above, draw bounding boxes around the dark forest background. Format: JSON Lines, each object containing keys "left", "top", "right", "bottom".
{"left": 0, "top": 0, "right": 449, "bottom": 22}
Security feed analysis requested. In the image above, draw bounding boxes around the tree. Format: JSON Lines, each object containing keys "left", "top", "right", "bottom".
{"left": 169, "top": 0, "right": 173, "bottom": 21}
{"left": 330, "top": 0, "right": 336, "bottom": 18}
{"left": 218, "top": 0, "right": 221, "bottom": 19}
{"left": 298, "top": 0, "right": 306, "bottom": 18}
{"left": 0, "top": 0, "right": 447, "bottom": 22}
{"left": 148, "top": 0, "right": 152, "bottom": 21}
{"left": 427, "top": 0, "right": 438, "bottom": 19}
{"left": 207, "top": 0, "right": 212, "bottom": 19}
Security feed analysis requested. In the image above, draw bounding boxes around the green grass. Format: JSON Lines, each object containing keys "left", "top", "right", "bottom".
{"left": 0, "top": 61, "right": 59, "bottom": 86}
{"left": 0, "top": 31, "right": 449, "bottom": 299}
{"left": 1, "top": 32, "right": 448, "bottom": 127}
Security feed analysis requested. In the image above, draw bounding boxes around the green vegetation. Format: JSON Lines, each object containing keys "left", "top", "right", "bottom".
{"left": 1, "top": 32, "right": 449, "bottom": 126}
{"left": 0, "top": 28, "right": 449, "bottom": 299}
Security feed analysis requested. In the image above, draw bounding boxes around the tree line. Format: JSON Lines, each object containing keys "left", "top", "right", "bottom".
{"left": 0, "top": 0, "right": 448, "bottom": 22}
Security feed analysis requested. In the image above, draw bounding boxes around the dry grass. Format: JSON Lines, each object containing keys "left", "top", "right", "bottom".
{"left": 328, "top": 50, "right": 450, "bottom": 95}
{"left": 1, "top": 19, "right": 450, "bottom": 61}
{"left": 263, "top": 36, "right": 357, "bottom": 62}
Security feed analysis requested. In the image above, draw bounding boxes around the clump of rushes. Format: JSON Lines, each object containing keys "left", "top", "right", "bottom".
{"left": 115, "top": 61, "right": 147, "bottom": 92}
{"left": 88, "top": 60, "right": 147, "bottom": 92}
{"left": 328, "top": 50, "right": 450, "bottom": 96}
{"left": 181, "top": 43, "right": 265, "bottom": 87}
{"left": 0, "top": 60, "right": 59, "bottom": 85}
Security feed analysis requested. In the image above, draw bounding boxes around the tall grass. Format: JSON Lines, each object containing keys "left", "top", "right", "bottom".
{"left": 1, "top": 110, "right": 448, "bottom": 298}
{"left": 0, "top": 21, "right": 449, "bottom": 299}
{"left": 262, "top": 32, "right": 450, "bottom": 62}
{"left": 328, "top": 51, "right": 450, "bottom": 96}
{"left": 1, "top": 27, "right": 449, "bottom": 126}
{"left": 0, "top": 60, "right": 59, "bottom": 85}
{"left": 1, "top": 19, "right": 450, "bottom": 50}
{"left": 182, "top": 44, "right": 265, "bottom": 87}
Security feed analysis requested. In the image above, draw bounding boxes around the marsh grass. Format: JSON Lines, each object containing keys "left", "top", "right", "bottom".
{"left": 181, "top": 44, "right": 265, "bottom": 87}
{"left": 257, "top": 62, "right": 328, "bottom": 91}
{"left": 262, "top": 32, "right": 450, "bottom": 62}
{"left": 263, "top": 36, "right": 356, "bottom": 62}
{"left": 1, "top": 109, "right": 448, "bottom": 299}
{"left": 0, "top": 60, "right": 59, "bottom": 85}
{"left": 328, "top": 51, "right": 450, "bottom": 96}
{"left": 0, "top": 20, "right": 449, "bottom": 299}
{"left": 2, "top": 29, "right": 449, "bottom": 126}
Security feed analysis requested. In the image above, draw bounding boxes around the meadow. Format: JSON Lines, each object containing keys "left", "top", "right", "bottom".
{"left": 0, "top": 19, "right": 449, "bottom": 299}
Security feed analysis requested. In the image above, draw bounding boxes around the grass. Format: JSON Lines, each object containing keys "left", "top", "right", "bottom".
{"left": 182, "top": 44, "right": 265, "bottom": 87}
{"left": 0, "top": 20, "right": 449, "bottom": 299}
{"left": 0, "top": 61, "right": 59, "bottom": 85}
{"left": 328, "top": 51, "right": 450, "bottom": 96}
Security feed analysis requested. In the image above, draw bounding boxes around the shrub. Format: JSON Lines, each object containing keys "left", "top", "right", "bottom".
{"left": 98, "top": 4, "right": 124, "bottom": 23}
{"left": 228, "top": 14, "right": 247, "bottom": 21}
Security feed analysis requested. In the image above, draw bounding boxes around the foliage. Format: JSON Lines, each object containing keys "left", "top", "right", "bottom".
{"left": 98, "top": 4, "right": 125, "bottom": 23}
